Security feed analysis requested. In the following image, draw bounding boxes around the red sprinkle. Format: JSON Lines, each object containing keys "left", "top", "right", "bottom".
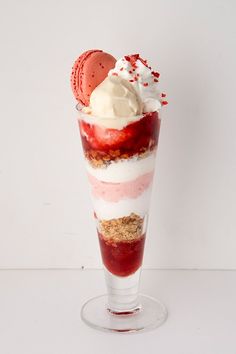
{"left": 143, "top": 82, "right": 149, "bottom": 87}
{"left": 129, "top": 70, "right": 132, "bottom": 74}
{"left": 152, "top": 71, "right": 160, "bottom": 78}
{"left": 129, "top": 79, "right": 134, "bottom": 82}
{"left": 120, "top": 67, "right": 124, "bottom": 71}
{"left": 112, "top": 72, "right": 118, "bottom": 76}
{"left": 125, "top": 54, "right": 140, "bottom": 69}
{"left": 154, "top": 79, "right": 159, "bottom": 82}
{"left": 162, "top": 100, "right": 168, "bottom": 105}
{"left": 161, "top": 93, "right": 166, "bottom": 97}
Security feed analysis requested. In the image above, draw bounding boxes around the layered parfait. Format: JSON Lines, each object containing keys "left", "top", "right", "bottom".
{"left": 71, "top": 50, "right": 167, "bottom": 278}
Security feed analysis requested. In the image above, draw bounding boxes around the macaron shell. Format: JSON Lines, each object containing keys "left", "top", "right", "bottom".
{"left": 71, "top": 50, "right": 100, "bottom": 104}
{"left": 71, "top": 50, "right": 116, "bottom": 106}
{"left": 80, "top": 51, "right": 116, "bottom": 106}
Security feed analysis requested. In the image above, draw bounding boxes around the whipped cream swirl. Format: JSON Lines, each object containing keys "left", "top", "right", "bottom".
{"left": 109, "top": 54, "right": 163, "bottom": 113}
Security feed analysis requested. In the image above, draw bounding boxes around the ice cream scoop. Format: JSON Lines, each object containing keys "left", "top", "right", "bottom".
{"left": 71, "top": 49, "right": 116, "bottom": 106}
{"left": 87, "top": 76, "right": 142, "bottom": 118}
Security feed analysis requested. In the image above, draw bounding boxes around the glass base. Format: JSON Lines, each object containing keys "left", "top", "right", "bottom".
{"left": 81, "top": 294, "right": 168, "bottom": 333}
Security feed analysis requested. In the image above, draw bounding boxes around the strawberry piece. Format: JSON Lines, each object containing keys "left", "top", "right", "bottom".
{"left": 94, "top": 125, "right": 133, "bottom": 148}
{"left": 79, "top": 120, "right": 93, "bottom": 137}
{"left": 79, "top": 121, "right": 99, "bottom": 149}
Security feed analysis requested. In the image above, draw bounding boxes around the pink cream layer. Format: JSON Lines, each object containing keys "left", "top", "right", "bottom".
{"left": 88, "top": 171, "right": 154, "bottom": 202}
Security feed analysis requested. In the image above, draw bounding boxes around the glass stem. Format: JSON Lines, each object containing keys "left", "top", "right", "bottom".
{"left": 104, "top": 268, "right": 142, "bottom": 314}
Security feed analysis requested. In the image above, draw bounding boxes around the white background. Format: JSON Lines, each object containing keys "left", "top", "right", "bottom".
{"left": 0, "top": 0, "right": 236, "bottom": 270}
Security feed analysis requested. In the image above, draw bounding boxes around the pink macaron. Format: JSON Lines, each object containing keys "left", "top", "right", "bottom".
{"left": 71, "top": 49, "right": 116, "bottom": 106}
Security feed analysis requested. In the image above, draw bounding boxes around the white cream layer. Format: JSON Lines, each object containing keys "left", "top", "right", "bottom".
{"left": 86, "top": 152, "right": 156, "bottom": 183}
{"left": 92, "top": 185, "right": 152, "bottom": 220}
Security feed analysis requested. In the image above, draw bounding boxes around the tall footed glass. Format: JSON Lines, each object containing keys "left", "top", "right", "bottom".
{"left": 77, "top": 105, "right": 167, "bottom": 332}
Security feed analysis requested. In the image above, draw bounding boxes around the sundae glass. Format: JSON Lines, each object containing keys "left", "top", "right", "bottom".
{"left": 71, "top": 51, "right": 168, "bottom": 332}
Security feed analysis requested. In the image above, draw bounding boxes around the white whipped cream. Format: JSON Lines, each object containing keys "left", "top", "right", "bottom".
{"left": 86, "top": 152, "right": 156, "bottom": 183}
{"left": 109, "top": 55, "right": 162, "bottom": 113}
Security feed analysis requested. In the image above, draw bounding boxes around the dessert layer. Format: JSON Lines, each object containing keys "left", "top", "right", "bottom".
{"left": 88, "top": 171, "right": 154, "bottom": 202}
{"left": 98, "top": 213, "right": 144, "bottom": 242}
{"left": 92, "top": 186, "right": 152, "bottom": 219}
{"left": 98, "top": 232, "right": 145, "bottom": 277}
{"left": 86, "top": 152, "right": 156, "bottom": 183}
{"left": 97, "top": 213, "right": 147, "bottom": 277}
{"left": 79, "top": 111, "right": 160, "bottom": 167}
{"left": 84, "top": 147, "right": 155, "bottom": 168}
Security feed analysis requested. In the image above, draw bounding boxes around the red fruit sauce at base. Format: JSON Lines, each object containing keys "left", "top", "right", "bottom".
{"left": 98, "top": 233, "right": 146, "bottom": 277}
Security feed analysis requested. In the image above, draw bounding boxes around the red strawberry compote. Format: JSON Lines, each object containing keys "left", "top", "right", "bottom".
{"left": 98, "top": 233, "right": 145, "bottom": 277}
{"left": 79, "top": 111, "right": 161, "bottom": 167}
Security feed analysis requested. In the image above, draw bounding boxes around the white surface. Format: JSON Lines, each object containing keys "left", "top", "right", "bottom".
{"left": 0, "top": 0, "right": 236, "bottom": 269}
{"left": 0, "top": 269, "right": 235, "bottom": 354}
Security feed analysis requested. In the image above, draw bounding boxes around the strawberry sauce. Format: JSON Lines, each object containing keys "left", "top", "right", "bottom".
{"left": 98, "top": 233, "right": 146, "bottom": 277}
{"left": 79, "top": 111, "right": 160, "bottom": 162}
